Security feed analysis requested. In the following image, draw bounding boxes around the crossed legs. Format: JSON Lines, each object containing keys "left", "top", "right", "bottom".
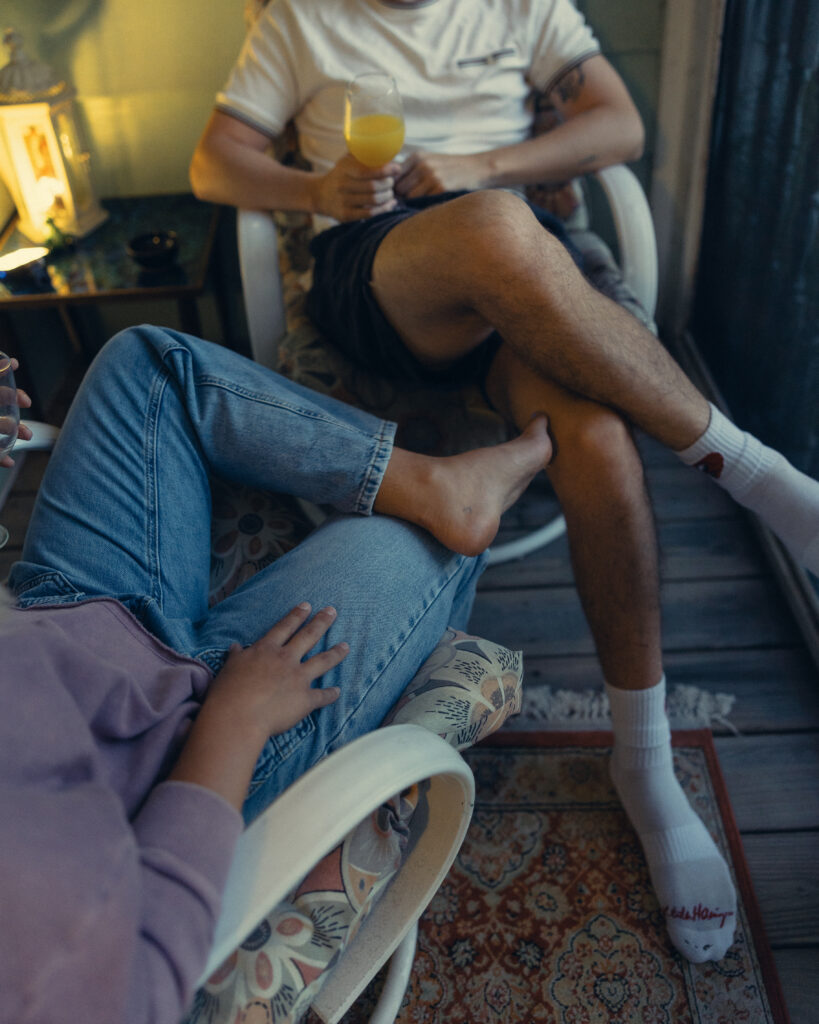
{"left": 369, "top": 188, "right": 750, "bottom": 961}
{"left": 370, "top": 187, "right": 681, "bottom": 690}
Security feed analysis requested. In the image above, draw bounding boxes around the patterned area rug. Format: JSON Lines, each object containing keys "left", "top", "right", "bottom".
{"left": 333, "top": 731, "right": 788, "bottom": 1024}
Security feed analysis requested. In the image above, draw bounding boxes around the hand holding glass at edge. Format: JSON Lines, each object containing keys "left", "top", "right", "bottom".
{"left": 0, "top": 353, "right": 29, "bottom": 550}
{"left": 343, "top": 72, "right": 406, "bottom": 169}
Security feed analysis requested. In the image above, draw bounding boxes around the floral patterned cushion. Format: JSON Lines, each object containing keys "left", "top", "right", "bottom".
{"left": 381, "top": 627, "right": 523, "bottom": 749}
{"left": 209, "top": 480, "right": 315, "bottom": 606}
{"left": 185, "top": 630, "right": 523, "bottom": 1024}
{"left": 186, "top": 785, "right": 425, "bottom": 1024}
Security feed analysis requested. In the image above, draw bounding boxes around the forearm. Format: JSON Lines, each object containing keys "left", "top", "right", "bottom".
{"left": 168, "top": 702, "right": 268, "bottom": 813}
{"left": 190, "top": 128, "right": 318, "bottom": 213}
{"left": 476, "top": 104, "right": 644, "bottom": 189}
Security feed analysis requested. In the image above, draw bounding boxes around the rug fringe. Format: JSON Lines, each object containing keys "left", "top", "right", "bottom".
{"left": 518, "top": 684, "right": 739, "bottom": 735}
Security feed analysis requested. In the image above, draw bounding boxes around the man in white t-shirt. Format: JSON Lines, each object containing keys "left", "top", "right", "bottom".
{"left": 191, "top": 0, "right": 819, "bottom": 967}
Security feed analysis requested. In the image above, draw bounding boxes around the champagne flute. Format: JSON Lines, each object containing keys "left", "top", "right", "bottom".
{"left": 344, "top": 72, "right": 405, "bottom": 167}
{"left": 0, "top": 353, "right": 21, "bottom": 550}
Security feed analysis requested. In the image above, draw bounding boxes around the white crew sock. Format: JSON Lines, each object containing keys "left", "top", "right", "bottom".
{"left": 677, "top": 403, "right": 819, "bottom": 575}
{"left": 605, "top": 677, "right": 736, "bottom": 963}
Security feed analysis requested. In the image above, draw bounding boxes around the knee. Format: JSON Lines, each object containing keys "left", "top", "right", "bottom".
{"left": 549, "top": 407, "right": 645, "bottom": 497}
{"left": 92, "top": 325, "right": 165, "bottom": 375}
{"left": 441, "top": 190, "right": 558, "bottom": 289}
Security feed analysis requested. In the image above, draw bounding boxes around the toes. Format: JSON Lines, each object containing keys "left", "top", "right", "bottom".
{"left": 667, "top": 921, "right": 735, "bottom": 963}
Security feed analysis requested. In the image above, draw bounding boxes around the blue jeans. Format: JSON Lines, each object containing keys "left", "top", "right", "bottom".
{"left": 10, "top": 326, "right": 486, "bottom": 820}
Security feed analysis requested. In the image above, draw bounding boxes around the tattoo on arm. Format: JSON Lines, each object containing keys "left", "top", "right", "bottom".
{"left": 553, "top": 64, "right": 586, "bottom": 105}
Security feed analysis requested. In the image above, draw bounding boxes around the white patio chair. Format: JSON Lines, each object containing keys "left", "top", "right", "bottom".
{"left": 15, "top": 420, "right": 60, "bottom": 452}
{"left": 198, "top": 724, "right": 475, "bottom": 1024}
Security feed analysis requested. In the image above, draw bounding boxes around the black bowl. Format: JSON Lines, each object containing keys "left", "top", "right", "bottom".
{"left": 126, "top": 230, "right": 179, "bottom": 270}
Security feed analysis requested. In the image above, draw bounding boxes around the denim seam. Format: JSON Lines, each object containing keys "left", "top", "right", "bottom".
{"left": 144, "top": 367, "right": 169, "bottom": 606}
{"left": 194, "top": 377, "right": 395, "bottom": 440}
{"left": 355, "top": 421, "right": 396, "bottom": 515}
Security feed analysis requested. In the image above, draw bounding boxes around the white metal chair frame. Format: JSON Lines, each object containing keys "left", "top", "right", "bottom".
{"left": 15, "top": 421, "right": 60, "bottom": 453}
{"left": 200, "top": 724, "right": 474, "bottom": 1024}
{"left": 237, "top": 164, "right": 659, "bottom": 566}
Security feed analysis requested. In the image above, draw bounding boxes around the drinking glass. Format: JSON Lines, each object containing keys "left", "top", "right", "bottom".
{"left": 343, "top": 72, "right": 405, "bottom": 167}
{"left": 0, "top": 353, "right": 21, "bottom": 550}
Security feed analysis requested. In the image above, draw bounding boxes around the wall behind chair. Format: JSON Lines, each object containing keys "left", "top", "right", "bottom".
{"left": 1, "top": 0, "right": 247, "bottom": 210}
{"left": 579, "top": 0, "right": 665, "bottom": 192}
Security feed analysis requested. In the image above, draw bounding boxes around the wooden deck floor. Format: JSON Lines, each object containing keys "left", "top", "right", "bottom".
{"left": 476, "top": 433, "right": 819, "bottom": 1022}
{"left": 3, "top": 434, "right": 818, "bottom": 1021}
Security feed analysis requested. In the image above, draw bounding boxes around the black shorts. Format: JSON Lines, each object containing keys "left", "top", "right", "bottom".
{"left": 305, "top": 191, "right": 584, "bottom": 388}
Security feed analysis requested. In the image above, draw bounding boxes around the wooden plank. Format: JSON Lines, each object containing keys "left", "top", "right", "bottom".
{"left": 500, "top": 464, "right": 737, "bottom": 531}
{"left": 486, "top": 515, "right": 764, "bottom": 588}
{"left": 518, "top": 647, "right": 819, "bottom": 734}
{"left": 0, "top": 454, "right": 50, "bottom": 576}
{"left": 645, "top": 465, "right": 740, "bottom": 520}
{"left": 772, "top": 948, "right": 819, "bottom": 1024}
{"left": 741, "top": 832, "right": 819, "bottom": 946}
{"left": 1, "top": 490, "right": 39, "bottom": 546}
{"left": 0, "top": 547, "right": 19, "bottom": 582}
{"left": 715, "top": 734, "right": 819, "bottom": 832}
{"left": 471, "top": 578, "right": 801, "bottom": 657}
{"left": 635, "top": 430, "right": 680, "bottom": 466}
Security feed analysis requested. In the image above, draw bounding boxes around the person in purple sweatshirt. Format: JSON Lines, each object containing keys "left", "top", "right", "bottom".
{"left": 1, "top": 324, "right": 550, "bottom": 1024}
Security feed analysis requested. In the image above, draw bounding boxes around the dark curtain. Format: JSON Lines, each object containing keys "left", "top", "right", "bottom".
{"left": 691, "top": 0, "right": 819, "bottom": 479}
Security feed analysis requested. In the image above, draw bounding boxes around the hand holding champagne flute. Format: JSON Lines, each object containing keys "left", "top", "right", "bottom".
{"left": 0, "top": 353, "right": 21, "bottom": 550}
{"left": 344, "top": 72, "right": 405, "bottom": 168}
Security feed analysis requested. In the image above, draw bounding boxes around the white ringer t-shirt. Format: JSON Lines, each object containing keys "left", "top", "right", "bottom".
{"left": 216, "top": 0, "right": 600, "bottom": 177}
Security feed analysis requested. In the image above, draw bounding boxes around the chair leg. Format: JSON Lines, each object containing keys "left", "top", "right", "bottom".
{"left": 487, "top": 515, "right": 567, "bottom": 565}
{"left": 368, "top": 920, "right": 418, "bottom": 1024}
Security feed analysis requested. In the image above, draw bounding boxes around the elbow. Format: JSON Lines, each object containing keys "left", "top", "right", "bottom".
{"left": 189, "top": 142, "right": 225, "bottom": 204}
{"left": 189, "top": 147, "right": 212, "bottom": 202}
{"left": 623, "top": 111, "right": 645, "bottom": 163}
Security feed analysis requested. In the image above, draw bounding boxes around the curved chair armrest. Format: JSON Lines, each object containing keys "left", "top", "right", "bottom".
{"left": 593, "top": 164, "right": 658, "bottom": 317}
{"left": 15, "top": 421, "right": 60, "bottom": 452}
{"left": 199, "top": 723, "right": 474, "bottom": 1000}
{"left": 487, "top": 514, "right": 566, "bottom": 565}
{"left": 237, "top": 207, "right": 287, "bottom": 368}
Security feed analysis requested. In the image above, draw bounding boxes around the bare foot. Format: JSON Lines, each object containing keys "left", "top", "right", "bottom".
{"left": 376, "top": 415, "right": 552, "bottom": 556}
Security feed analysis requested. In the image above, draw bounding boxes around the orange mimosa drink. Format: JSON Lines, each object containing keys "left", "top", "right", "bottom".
{"left": 344, "top": 113, "right": 405, "bottom": 167}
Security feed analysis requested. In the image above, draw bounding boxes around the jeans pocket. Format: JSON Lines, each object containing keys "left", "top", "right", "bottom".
{"left": 10, "top": 567, "right": 87, "bottom": 607}
{"left": 246, "top": 714, "right": 317, "bottom": 799}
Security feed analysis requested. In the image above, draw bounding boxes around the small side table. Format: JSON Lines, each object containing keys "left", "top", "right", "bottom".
{"left": 0, "top": 194, "right": 224, "bottom": 405}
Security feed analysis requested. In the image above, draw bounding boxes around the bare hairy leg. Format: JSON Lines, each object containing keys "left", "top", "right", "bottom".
{"left": 486, "top": 343, "right": 663, "bottom": 690}
{"left": 371, "top": 192, "right": 739, "bottom": 960}
{"left": 487, "top": 345, "right": 736, "bottom": 963}
{"left": 371, "top": 188, "right": 819, "bottom": 576}
{"left": 375, "top": 414, "right": 552, "bottom": 557}
{"left": 371, "top": 189, "right": 710, "bottom": 451}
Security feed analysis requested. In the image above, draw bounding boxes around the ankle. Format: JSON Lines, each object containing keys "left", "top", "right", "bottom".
{"left": 375, "top": 448, "right": 431, "bottom": 524}
{"left": 605, "top": 677, "right": 669, "bottom": 748}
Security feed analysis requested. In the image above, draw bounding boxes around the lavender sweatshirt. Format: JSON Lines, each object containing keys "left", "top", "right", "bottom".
{"left": 0, "top": 599, "right": 244, "bottom": 1024}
